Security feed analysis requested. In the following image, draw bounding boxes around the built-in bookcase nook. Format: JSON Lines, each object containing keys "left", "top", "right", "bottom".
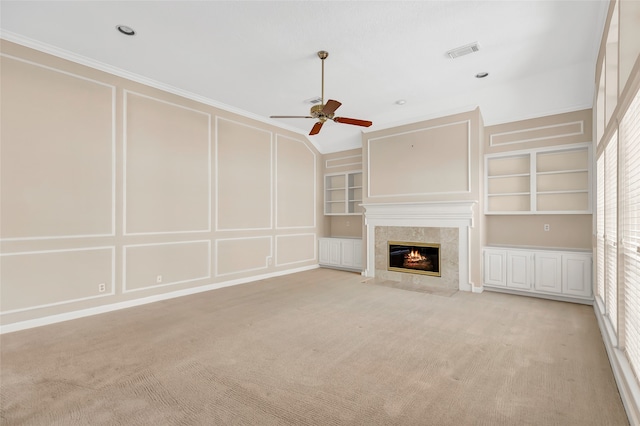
{"left": 324, "top": 170, "right": 363, "bottom": 215}
{"left": 485, "top": 143, "right": 592, "bottom": 214}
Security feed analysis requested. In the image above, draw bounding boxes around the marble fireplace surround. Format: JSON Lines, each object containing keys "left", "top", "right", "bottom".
{"left": 361, "top": 201, "right": 476, "bottom": 292}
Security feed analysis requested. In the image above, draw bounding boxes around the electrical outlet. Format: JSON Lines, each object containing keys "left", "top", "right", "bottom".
{"left": 346, "top": 221, "right": 350, "bottom": 227}
{"left": 267, "top": 256, "right": 273, "bottom": 266}
{"left": 98, "top": 283, "right": 106, "bottom": 293}
{"left": 156, "top": 275, "right": 163, "bottom": 283}
{"left": 544, "top": 224, "right": 550, "bottom": 231}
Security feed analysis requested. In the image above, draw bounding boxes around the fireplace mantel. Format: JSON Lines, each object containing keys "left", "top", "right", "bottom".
{"left": 361, "top": 201, "right": 477, "bottom": 292}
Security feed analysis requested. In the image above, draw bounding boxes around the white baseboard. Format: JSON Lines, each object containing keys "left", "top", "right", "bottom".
{"left": 0, "top": 264, "right": 319, "bottom": 335}
{"left": 594, "top": 301, "right": 640, "bottom": 426}
{"left": 471, "top": 284, "right": 484, "bottom": 294}
{"left": 483, "top": 285, "right": 593, "bottom": 305}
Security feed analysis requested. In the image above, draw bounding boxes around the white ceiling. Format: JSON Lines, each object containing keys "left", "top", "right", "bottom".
{"left": 0, "top": 1, "right": 608, "bottom": 153}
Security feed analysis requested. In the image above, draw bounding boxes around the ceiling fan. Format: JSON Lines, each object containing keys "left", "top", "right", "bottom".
{"left": 270, "top": 51, "right": 373, "bottom": 136}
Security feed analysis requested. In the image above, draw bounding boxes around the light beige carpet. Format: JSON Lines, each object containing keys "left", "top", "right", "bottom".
{"left": 365, "top": 277, "right": 458, "bottom": 297}
{"left": 0, "top": 268, "right": 629, "bottom": 425}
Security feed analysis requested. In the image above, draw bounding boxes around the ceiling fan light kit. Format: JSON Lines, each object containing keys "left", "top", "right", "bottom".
{"left": 271, "top": 50, "right": 372, "bottom": 136}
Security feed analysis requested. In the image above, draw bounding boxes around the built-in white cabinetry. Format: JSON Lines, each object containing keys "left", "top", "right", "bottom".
{"left": 533, "top": 252, "right": 562, "bottom": 294}
{"left": 485, "top": 143, "right": 592, "bottom": 215}
{"left": 483, "top": 247, "right": 592, "bottom": 303}
{"left": 324, "top": 171, "right": 363, "bottom": 215}
{"left": 483, "top": 249, "right": 506, "bottom": 286}
{"left": 319, "top": 238, "right": 362, "bottom": 272}
{"left": 507, "top": 251, "right": 533, "bottom": 290}
{"left": 562, "top": 253, "right": 592, "bottom": 297}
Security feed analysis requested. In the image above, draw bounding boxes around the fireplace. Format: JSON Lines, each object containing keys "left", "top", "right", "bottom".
{"left": 362, "top": 201, "right": 476, "bottom": 292}
{"left": 388, "top": 241, "right": 441, "bottom": 277}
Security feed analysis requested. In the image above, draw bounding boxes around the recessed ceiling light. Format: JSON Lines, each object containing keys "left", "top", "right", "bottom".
{"left": 116, "top": 25, "right": 136, "bottom": 36}
{"left": 395, "top": 99, "right": 406, "bottom": 105}
{"left": 475, "top": 72, "right": 489, "bottom": 79}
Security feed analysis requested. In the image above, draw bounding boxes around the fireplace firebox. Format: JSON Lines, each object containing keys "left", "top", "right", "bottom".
{"left": 388, "top": 241, "right": 441, "bottom": 277}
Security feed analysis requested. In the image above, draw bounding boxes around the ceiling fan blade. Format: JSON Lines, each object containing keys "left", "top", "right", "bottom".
{"left": 309, "top": 122, "right": 324, "bottom": 135}
{"left": 270, "top": 115, "right": 314, "bottom": 119}
{"left": 322, "top": 99, "right": 342, "bottom": 115}
{"left": 334, "top": 117, "right": 373, "bottom": 127}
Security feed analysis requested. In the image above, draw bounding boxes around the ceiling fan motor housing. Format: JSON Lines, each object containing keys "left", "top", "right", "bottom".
{"left": 310, "top": 104, "right": 334, "bottom": 122}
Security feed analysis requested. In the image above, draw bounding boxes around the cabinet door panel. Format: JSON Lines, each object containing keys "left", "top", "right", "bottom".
{"left": 534, "top": 253, "right": 562, "bottom": 293}
{"left": 562, "top": 255, "right": 592, "bottom": 297}
{"left": 341, "top": 240, "right": 354, "bottom": 267}
{"left": 328, "top": 240, "right": 341, "bottom": 265}
{"left": 484, "top": 250, "right": 506, "bottom": 286}
{"left": 353, "top": 240, "right": 363, "bottom": 269}
{"left": 507, "top": 252, "right": 531, "bottom": 290}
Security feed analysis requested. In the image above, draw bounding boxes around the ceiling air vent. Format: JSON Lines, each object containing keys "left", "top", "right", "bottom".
{"left": 305, "top": 96, "right": 323, "bottom": 105}
{"left": 446, "top": 42, "right": 480, "bottom": 59}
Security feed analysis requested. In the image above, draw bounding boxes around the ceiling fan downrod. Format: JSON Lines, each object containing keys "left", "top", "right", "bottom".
{"left": 318, "top": 50, "right": 328, "bottom": 106}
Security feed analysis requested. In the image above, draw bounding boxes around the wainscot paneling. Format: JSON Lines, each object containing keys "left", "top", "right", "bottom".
{"left": 215, "top": 236, "right": 272, "bottom": 277}
{"left": 123, "top": 241, "right": 211, "bottom": 293}
{"left": 0, "top": 54, "right": 115, "bottom": 240}
{"left": 215, "top": 117, "right": 272, "bottom": 231}
{"left": 276, "top": 134, "right": 316, "bottom": 229}
{"left": 276, "top": 234, "right": 316, "bottom": 266}
{"left": 124, "top": 91, "right": 211, "bottom": 235}
{"left": 0, "top": 247, "right": 115, "bottom": 313}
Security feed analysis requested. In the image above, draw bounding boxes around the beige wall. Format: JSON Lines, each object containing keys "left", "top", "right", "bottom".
{"left": 484, "top": 109, "right": 593, "bottom": 249}
{"left": 0, "top": 40, "right": 323, "bottom": 326}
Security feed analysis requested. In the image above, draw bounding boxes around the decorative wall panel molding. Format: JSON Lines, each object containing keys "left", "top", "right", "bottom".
{"left": 489, "top": 120, "right": 584, "bottom": 147}
{"left": 215, "top": 236, "right": 272, "bottom": 277}
{"left": 276, "top": 233, "right": 316, "bottom": 266}
{"left": 123, "top": 240, "right": 211, "bottom": 293}
{"left": 325, "top": 154, "right": 363, "bottom": 169}
{"left": 276, "top": 134, "right": 316, "bottom": 229}
{"left": 216, "top": 117, "right": 272, "bottom": 231}
{"left": 0, "top": 54, "right": 115, "bottom": 241}
{"left": 367, "top": 120, "right": 471, "bottom": 197}
{"left": 0, "top": 247, "right": 115, "bottom": 313}
{"left": 124, "top": 91, "right": 211, "bottom": 235}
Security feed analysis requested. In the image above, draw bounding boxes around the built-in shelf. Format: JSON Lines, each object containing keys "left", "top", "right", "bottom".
{"left": 485, "top": 143, "right": 592, "bottom": 214}
{"left": 325, "top": 170, "right": 363, "bottom": 215}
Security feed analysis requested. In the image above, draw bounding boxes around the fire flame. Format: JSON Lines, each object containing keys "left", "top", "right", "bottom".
{"left": 405, "top": 250, "right": 426, "bottom": 262}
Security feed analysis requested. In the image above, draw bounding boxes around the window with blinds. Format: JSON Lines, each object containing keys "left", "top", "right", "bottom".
{"left": 597, "top": 156, "right": 605, "bottom": 305}
{"left": 605, "top": 132, "right": 618, "bottom": 332}
{"left": 621, "top": 87, "right": 640, "bottom": 381}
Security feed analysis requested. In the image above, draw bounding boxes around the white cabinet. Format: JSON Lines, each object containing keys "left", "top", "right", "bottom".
{"left": 324, "top": 171, "right": 363, "bottom": 215}
{"left": 319, "top": 238, "right": 363, "bottom": 272}
{"left": 534, "top": 252, "right": 562, "bottom": 294}
{"left": 319, "top": 238, "right": 341, "bottom": 266}
{"left": 562, "top": 254, "right": 592, "bottom": 298}
{"left": 484, "top": 249, "right": 506, "bottom": 286}
{"left": 507, "top": 251, "right": 532, "bottom": 290}
{"left": 484, "top": 249, "right": 532, "bottom": 290}
{"left": 483, "top": 247, "right": 592, "bottom": 302}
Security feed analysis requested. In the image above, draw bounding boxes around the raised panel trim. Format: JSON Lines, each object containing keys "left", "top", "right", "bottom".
{"left": 275, "top": 134, "right": 317, "bottom": 230}
{"left": 489, "top": 120, "right": 585, "bottom": 147}
{"left": 275, "top": 233, "right": 316, "bottom": 267}
{"left": 214, "top": 236, "right": 273, "bottom": 277}
{"left": 325, "top": 154, "right": 363, "bottom": 169}
{"left": 0, "top": 246, "right": 116, "bottom": 314}
{"left": 215, "top": 116, "right": 273, "bottom": 232}
{"left": 0, "top": 54, "right": 117, "bottom": 242}
{"left": 123, "top": 90, "right": 212, "bottom": 236}
{"left": 122, "top": 240, "right": 211, "bottom": 293}
{"left": 367, "top": 120, "right": 471, "bottom": 198}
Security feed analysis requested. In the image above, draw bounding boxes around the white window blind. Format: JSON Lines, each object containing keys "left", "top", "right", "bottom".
{"left": 597, "top": 155, "right": 606, "bottom": 304}
{"left": 622, "top": 87, "right": 640, "bottom": 381}
{"left": 605, "top": 132, "right": 618, "bottom": 332}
